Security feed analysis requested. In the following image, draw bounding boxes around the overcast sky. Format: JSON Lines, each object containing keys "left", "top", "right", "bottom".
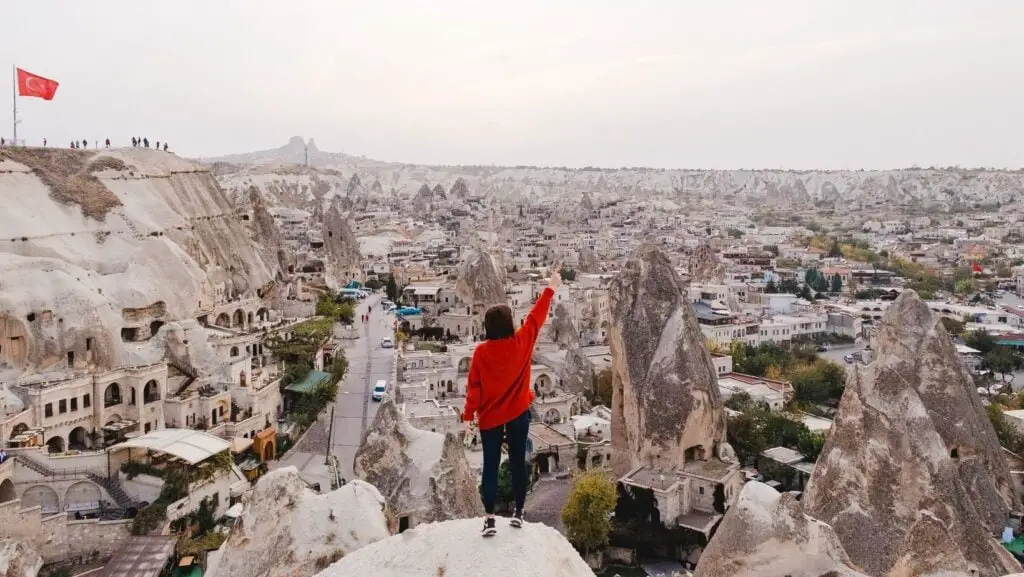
{"left": 4, "top": 1, "right": 1023, "bottom": 169}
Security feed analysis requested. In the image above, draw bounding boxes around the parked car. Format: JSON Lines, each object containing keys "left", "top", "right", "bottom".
{"left": 380, "top": 336, "right": 394, "bottom": 349}
{"left": 372, "top": 380, "right": 388, "bottom": 401}
{"left": 844, "top": 354, "right": 855, "bottom": 364}
{"left": 816, "top": 345, "right": 830, "bottom": 352}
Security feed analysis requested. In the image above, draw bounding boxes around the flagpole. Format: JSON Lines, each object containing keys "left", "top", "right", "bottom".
{"left": 12, "top": 65, "right": 17, "bottom": 144}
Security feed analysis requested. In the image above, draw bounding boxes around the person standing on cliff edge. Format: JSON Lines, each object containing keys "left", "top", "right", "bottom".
{"left": 464, "top": 264, "right": 560, "bottom": 537}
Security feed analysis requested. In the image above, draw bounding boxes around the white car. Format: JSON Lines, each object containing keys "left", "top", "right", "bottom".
{"left": 380, "top": 337, "right": 394, "bottom": 349}
{"left": 372, "top": 380, "right": 388, "bottom": 402}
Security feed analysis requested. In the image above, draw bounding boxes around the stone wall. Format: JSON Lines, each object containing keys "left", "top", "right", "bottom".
{"left": 0, "top": 499, "right": 131, "bottom": 561}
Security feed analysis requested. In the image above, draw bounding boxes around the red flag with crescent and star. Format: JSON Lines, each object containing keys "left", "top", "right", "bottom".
{"left": 17, "top": 68, "right": 59, "bottom": 100}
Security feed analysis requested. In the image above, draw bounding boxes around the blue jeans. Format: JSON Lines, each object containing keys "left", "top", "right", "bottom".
{"left": 480, "top": 409, "right": 531, "bottom": 515}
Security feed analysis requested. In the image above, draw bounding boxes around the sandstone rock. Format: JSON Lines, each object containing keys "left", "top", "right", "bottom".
{"left": 608, "top": 244, "right": 727, "bottom": 475}
{"left": 695, "top": 482, "right": 868, "bottom": 577}
{"left": 455, "top": 250, "right": 506, "bottom": 307}
{"left": 578, "top": 246, "right": 600, "bottom": 273}
{"left": 248, "top": 189, "right": 290, "bottom": 276}
{"left": 548, "top": 302, "right": 578, "bottom": 347}
{"left": 0, "top": 540, "right": 43, "bottom": 577}
{"left": 322, "top": 196, "right": 361, "bottom": 285}
{"left": 315, "top": 518, "right": 595, "bottom": 577}
{"left": 413, "top": 184, "right": 433, "bottom": 213}
{"left": 685, "top": 243, "right": 725, "bottom": 285}
{"left": 558, "top": 342, "right": 596, "bottom": 395}
{"left": 353, "top": 396, "right": 483, "bottom": 526}
{"left": 449, "top": 177, "right": 469, "bottom": 198}
{"left": 211, "top": 468, "right": 389, "bottom": 577}
{"left": 803, "top": 290, "right": 1020, "bottom": 577}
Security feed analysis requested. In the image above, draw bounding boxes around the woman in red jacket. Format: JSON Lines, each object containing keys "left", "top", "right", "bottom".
{"left": 463, "top": 268, "right": 559, "bottom": 537}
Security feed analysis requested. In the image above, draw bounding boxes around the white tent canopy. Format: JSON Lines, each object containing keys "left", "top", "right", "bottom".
{"left": 112, "top": 428, "right": 230, "bottom": 465}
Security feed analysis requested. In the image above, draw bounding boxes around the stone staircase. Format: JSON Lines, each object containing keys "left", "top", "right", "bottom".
{"left": 15, "top": 453, "right": 134, "bottom": 509}
{"left": 86, "top": 472, "right": 134, "bottom": 508}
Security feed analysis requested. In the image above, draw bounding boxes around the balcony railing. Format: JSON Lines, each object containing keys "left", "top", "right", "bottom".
{"left": 104, "top": 397, "right": 122, "bottom": 408}
{"left": 143, "top": 394, "right": 160, "bottom": 404}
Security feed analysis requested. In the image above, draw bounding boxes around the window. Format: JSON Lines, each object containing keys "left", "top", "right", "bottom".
{"left": 86, "top": 337, "right": 94, "bottom": 351}
{"left": 59, "top": 399, "right": 67, "bottom": 414}
{"left": 70, "top": 397, "right": 77, "bottom": 411}
{"left": 699, "top": 486, "right": 705, "bottom": 495}
{"left": 45, "top": 403, "right": 53, "bottom": 418}
{"left": 83, "top": 394, "right": 91, "bottom": 408}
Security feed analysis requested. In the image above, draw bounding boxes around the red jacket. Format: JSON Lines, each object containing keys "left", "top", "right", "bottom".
{"left": 463, "top": 287, "right": 554, "bottom": 430}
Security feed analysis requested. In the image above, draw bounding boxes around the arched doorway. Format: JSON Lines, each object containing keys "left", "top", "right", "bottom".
{"left": 22, "top": 485, "right": 59, "bottom": 512}
{"left": 69, "top": 427, "right": 91, "bottom": 451}
{"left": 257, "top": 308, "right": 269, "bottom": 322}
{"left": 263, "top": 440, "right": 276, "bottom": 461}
{"left": 104, "top": 382, "right": 122, "bottom": 407}
{"left": 230, "top": 346, "right": 239, "bottom": 357}
{"left": 215, "top": 313, "right": 231, "bottom": 328}
{"left": 0, "top": 479, "right": 15, "bottom": 503}
{"left": 46, "top": 436, "right": 65, "bottom": 453}
{"left": 143, "top": 380, "right": 160, "bottom": 403}
{"left": 543, "top": 408, "right": 562, "bottom": 424}
{"left": 534, "top": 374, "right": 552, "bottom": 394}
{"left": 64, "top": 481, "right": 102, "bottom": 511}
{"left": 457, "top": 357, "right": 471, "bottom": 374}
{"left": 233, "top": 309, "right": 245, "bottom": 328}
{"left": 9, "top": 423, "right": 28, "bottom": 441}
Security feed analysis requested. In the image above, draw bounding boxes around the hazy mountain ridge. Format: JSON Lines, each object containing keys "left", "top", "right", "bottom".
{"left": 205, "top": 138, "right": 1024, "bottom": 210}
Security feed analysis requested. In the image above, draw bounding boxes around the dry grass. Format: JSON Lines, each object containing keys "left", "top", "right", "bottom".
{"left": 0, "top": 148, "right": 123, "bottom": 220}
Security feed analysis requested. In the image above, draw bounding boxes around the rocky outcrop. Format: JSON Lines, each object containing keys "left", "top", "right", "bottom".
{"left": 685, "top": 243, "right": 725, "bottom": 285}
{"left": 0, "top": 540, "right": 42, "bottom": 577}
{"left": 803, "top": 291, "right": 1020, "bottom": 577}
{"left": 608, "top": 244, "right": 728, "bottom": 475}
{"left": 578, "top": 247, "right": 600, "bottom": 273}
{"left": 0, "top": 149, "right": 277, "bottom": 374}
{"left": 249, "top": 189, "right": 290, "bottom": 275}
{"left": 455, "top": 250, "right": 506, "bottom": 307}
{"left": 558, "top": 343, "right": 596, "bottom": 395}
{"left": 695, "top": 482, "right": 868, "bottom": 577}
{"left": 449, "top": 177, "right": 469, "bottom": 198}
{"left": 413, "top": 184, "right": 433, "bottom": 213}
{"left": 315, "top": 518, "right": 595, "bottom": 577}
{"left": 548, "top": 302, "right": 578, "bottom": 347}
{"left": 353, "top": 397, "right": 483, "bottom": 526}
{"left": 322, "top": 196, "right": 361, "bottom": 285}
{"left": 211, "top": 468, "right": 389, "bottom": 577}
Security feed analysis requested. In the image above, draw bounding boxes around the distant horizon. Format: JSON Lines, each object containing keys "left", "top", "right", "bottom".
{"left": 199, "top": 136, "right": 1024, "bottom": 173}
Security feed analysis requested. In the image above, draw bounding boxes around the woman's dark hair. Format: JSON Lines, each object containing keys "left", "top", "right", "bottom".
{"left": 483, "top": 304, "right": 515, "bottom": 340}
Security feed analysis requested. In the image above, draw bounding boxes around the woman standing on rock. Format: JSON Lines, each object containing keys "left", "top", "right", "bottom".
{"left": 464, "top": 265, "right": 559, "bottom": 537}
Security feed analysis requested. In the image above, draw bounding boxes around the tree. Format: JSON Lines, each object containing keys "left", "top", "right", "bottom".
{"left": 763, "top": 365, "right": 784, "bottom": 380}
{"left": 939, "top": 316, "right": 966, "bottom": 336}
{"left": 562, "top": 472, "right": 617, "bottom": 556}
{"left": 385, "top": 275, "right": 399, "bottom": 302}
{"left": 765, "top": 279, "right": 778, "bottom": 294}
{"left": 985, "top": 347, "right": 1022, "bottom": 384}
{"left": 779, "top": 278, "right": 800, "bottom": 294}
{"left": 830, "top": 274, "right": 842, "bottom": 294}
{"left": 790, "top": 361, "right": 846, "bottom": 405}
{"left": 955, "top": 278, "right": 975, "bottom": 297}
{"left": 560, "top": 267, "right": 577, "bottom": 282}
{"left": 828, "top": 238, "right": 842, "bottom": 258}
{"left": 796, "top": 430, "right": 826, "bottom": 461}
{"left": 965, "top": 329, "right": 997, "bottom": 356}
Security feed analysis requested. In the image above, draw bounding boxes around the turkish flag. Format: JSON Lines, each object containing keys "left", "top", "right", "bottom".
{"left": 17, "top": 68, "right": 59, "bottom": 100}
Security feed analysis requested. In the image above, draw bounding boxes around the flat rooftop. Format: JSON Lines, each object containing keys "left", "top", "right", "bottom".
{"left": 100, "top": 535, "right": 176, "bottom": 577}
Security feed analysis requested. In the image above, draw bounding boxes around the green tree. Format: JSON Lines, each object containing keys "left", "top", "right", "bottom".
{"left": 965, "top": 329, "right": 997, "bottom": 356}
{"left": 955, "top": 278, "right": 975, "bottom": 296}
{"left": 796, "top": 430, "right": 826, "bottom": 461}
{"left": 939, "top": 316, "right": 966, "bottom": 336}
{"left": 830, "top": 274, "right": 843, "bottom": 294}
{"left": 987, "top": 404, "right": 1023, "bottom": 453}
{"left": 765, "top": 279, "right": 778, "bottom": 294}
{"left": 385, "top": 275, "right": 399, "bottom": 302}
{"left": 559, "top": 267, "right": 577, "bottom": 282}
{"left": 985, "top": 347, "right": 1022, "bottom": 384}
{"left": 828, "top": 238, "right": 842, "bottom": 258}
{"left": 779, "top": 278, "right": 800, "bottom": 294}
{"left": 562, "top": 472, "right": 617, "bottom": 556}
{"left": 790, "top": 361, "right": 846, "bottom": 405}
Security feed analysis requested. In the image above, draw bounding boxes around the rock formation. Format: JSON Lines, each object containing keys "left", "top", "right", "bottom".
{"left": 413, "top": 184, "right": 433, "bottom": 213}
{"left": 577, "top": 246, "right": 600, "bottom": 273}
{"left": 322, "top": 196, "right": 361, "bottom": 285}
{"left": 608, "top": 244, "right": 728, "bottom": 475}
{"left": 353, "top": 397, "right": 483, "bottom": 526}
{"left": 248, "top": 189, "right": 290, "bottom": 276}
{"left": 695, "top": 482, "right": 868, "bottom": 577}
{"left": 0, "top": 540, "right": 43, "bottom": 577}
{"left": 455, "top": 250, "right": 507, "bottom": 307}
{"left": 558, "top": 342, "right": 596, "bottom": 395}
{"left": 211, "top": 468, "right": 390, "bottom": 577}
{"left": 803, "top": 291, "right": 1020, "bottom": 577}
{"left": 449, "top": 177, "right": 469, "bottom": 199}
{"left": 0, "top": 149, "right": 276, "bottom": 374}
{"left": 685, "top": 242, "right": 725, "bottom": 285}
{"left": 315, "top": 518, "right": 595, "bottom": 577}
{"left": 548, "top": 302, "right": 578, "bottom": 347}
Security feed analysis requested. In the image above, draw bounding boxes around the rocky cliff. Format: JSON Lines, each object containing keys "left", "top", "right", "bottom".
{"left": 211, "top": 468, "right": 390, "bottom": 577}
{"left": 0, "top": 148, "right": 278, "bottom": 374}
{"left": 353, "top": 397, "right": 483, "bottom": 526}
{"left": 695, "top": 482, "right": 868, "bottom": 577}
{"left": 0, "top": 540, "right": 42, "bottom": 577}
{"left": 558, "top": 343, "right": 596, "bottom": 395}
{"left": 607, "top": 244, "right": 728, "bottom": 475}
{"left": 548, "top": 302, "right": 579, "bottom": 347}
{"left": 315, "top": 518, "right": 595, "bottom": 577}
{"left": 802, "top": 291, "right": 1020, "bottom": 577}
{"left": 455, "top": 250, "right": 507, "bottom": 307}
{"left": 322, "top": 196, "right": 362, "bottom": 286}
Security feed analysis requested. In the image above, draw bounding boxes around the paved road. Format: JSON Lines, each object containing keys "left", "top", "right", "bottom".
{"left": 330, "top": 294, "right": 393, "bottom": 481}
{"left": 818, "top": 343, "right": 866, "bottom": 365}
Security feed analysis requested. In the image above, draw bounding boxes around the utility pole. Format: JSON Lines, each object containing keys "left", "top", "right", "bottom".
{"left": 324, "top": 405, "right": 335, "bottom": 464}
{"left": 11, "top": 65, "right": 17, "bottom": 144}
{"left": 304, "top": 143, "right": 309, "bottom": 168}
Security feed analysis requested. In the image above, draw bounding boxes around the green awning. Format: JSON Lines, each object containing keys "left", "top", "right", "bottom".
{"left": 171, "top": 567, "right": 202, "bottom": 577}
{"left": 285, "top": 370, "right": 331, "bottom": 394}
{"left": 997, "top": 340, "right": 1024, "bottom": 347}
